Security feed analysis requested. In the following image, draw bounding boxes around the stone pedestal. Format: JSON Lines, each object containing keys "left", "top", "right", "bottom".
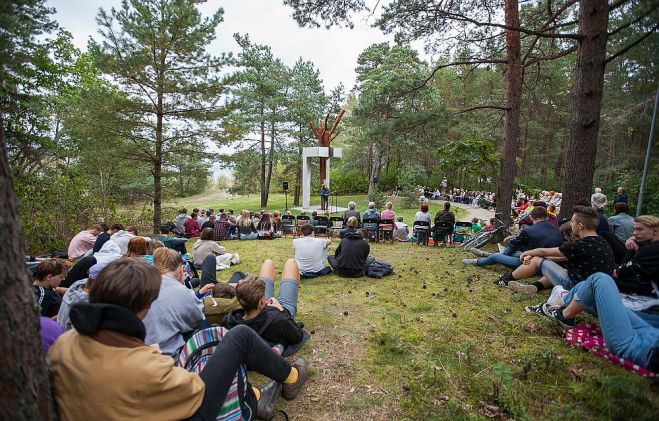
{"left": 302, "top": 147, "right": 342, "bottom": 209}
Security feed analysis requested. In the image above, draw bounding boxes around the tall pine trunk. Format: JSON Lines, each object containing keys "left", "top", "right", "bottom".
{"left": 368, "top": 145, "right": 382, "bottom": 197}
{"left": 153, "top": 94, "right": 164, "bottom": 232}
{"left": 259, "top": 107, "right": 267, "bottom": 208}
{"left": 0, "top": 121, "right": 56, "bottom": 419}
{"left": 560, "top": 0, "right": 609, "bottom": 218}
{"left": 495, "top": 0, "right": 522, "bottom": 226}
{"left": 264, "top": 116, "right": 276, "bottom": 208}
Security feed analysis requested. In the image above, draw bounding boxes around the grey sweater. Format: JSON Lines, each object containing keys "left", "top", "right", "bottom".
{"left": 143, "top": 274, "right": 205, "bottom": 355}
{"left": 57, "top": 279, "right": 89, "bottom": 330}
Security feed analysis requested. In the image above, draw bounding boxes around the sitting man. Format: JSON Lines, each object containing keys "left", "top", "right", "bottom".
{"left": 464, "top": 206, "right": 563, "bottom": 270}
{"left": 293, "top": 224, "right": 332, "bottom": 278}
{"left": 155, "top": 224, "right": 188, "bottom": 255}
{"left": 328, "top": 229, "right": 370, "bottom": 278}
{"left": 608, "top": 202, "right": 635, "bottom": 244}
{"left": 613, "top": 215, "right": 659, "bottom": 297}
{"left": 48, "top": 258, "right": 309, "bottom": 421}
{"left": 223, "top": 259, "right": 306, "bottom": 352}
{"left": 507, "top": 206, "right": 615, "bottom": 292}
{"left": 92, "top": 224, "right": 122, "bottom": 254}
{"left": 214, "top": 212, "right": 235, "bottom": 241}
{"left": 67, "top": 224, "right": 102, "bottom": 260}
{"left": 343, "top": 201, "right": 361, "bottom": 226}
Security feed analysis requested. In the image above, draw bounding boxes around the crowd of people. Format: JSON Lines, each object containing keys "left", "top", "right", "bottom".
{"left": 26, "top": 184, "right": 658, "bottom": 419}
{"left": 462, "top": 186, "right": 658, "bottom": 373}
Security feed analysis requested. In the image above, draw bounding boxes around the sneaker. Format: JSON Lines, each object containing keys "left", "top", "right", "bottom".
{"left": 282, "top": 358, "right": 308, "bottom": 400}
{"left": 541, "top": 304, "right": 576, "bottom": 328}
{"left": 256, "top": 380, "right": 281, "bottom": 420}
{"left": 470, "top": 248, "right": 492, "bottom": 258}
{"left": 508, "top": 281, "right": 538, "bottom": 294}
{"left": 494, "top": 273, "right": 513, "bottom": 287}
{"left": 524, "top": 303, "right": 545, "bottom": 316}
{"left": 497, "top": 243, "right": 506, "bottom": 253}
{"left": 462, "top": 258, "right": 478, "bottom": 265}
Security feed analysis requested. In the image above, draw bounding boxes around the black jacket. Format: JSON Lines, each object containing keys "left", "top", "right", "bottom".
{"left": 433, "top": 210, "right": 455, "bottom": 235}
{"left": 222, "top": 306, "right": 304, "bottom": 346}
{"left": 334, "top": 232, "right": 370, "bottom": 277}
{"left": 615, "top": 240, "right": 659, "bottom": 297}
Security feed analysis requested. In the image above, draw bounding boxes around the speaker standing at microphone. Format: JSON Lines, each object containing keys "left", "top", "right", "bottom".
{"left": 320, "top": 183, "right": 330, "bottom": 211}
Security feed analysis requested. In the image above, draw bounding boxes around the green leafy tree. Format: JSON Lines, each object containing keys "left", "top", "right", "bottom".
{"left": 90, "top": 0, "right": 228, "bottom": 230}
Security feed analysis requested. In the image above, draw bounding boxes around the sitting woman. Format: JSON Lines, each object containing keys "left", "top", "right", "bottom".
{"left": 192, "top": 227, "right": 227, "bottom": 268}
{"left": 339, "top": 216, "right": 359, "bottom": 238}
{"left": 413, "top": 203, "right": 432, "bottom": 243}
{"left": 125, "top": 236, "right": 148, "bottom": 260}
{"left": 256, "top": 212, "right": 275, "bottom": 239}
{"left": 380, "top": 202, "right": 396, "bottom": 222}
{"left": 237, "top": 209, "right": 258, "bottom": 240}
{"left": 343, "top": 201, "right": 361, "bottom": 226}
{"left": 48, "top": 258, "right": 309, "bottom": 421}
{"left": 272, "top": 210, "right": 283, "bottom": 237}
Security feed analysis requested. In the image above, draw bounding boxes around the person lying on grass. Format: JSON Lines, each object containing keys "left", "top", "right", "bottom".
{"left": 506, "top": 206, "right": 615, "bottom": 294}
{"left": 223, "top": 259, "right": 307, "bottom": 352}
{"left": 49, "top": 258, "right": 309, "bottom": 421}
{"left": 524, "top": 272, "right": 659, "bottom": 372}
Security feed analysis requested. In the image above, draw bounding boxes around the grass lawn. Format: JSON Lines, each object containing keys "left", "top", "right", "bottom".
{"left": 184, "top": 235, "right": 659, "bottom": 420}
{"left": 165, "top": 193, "right": 469, "bottom": 225}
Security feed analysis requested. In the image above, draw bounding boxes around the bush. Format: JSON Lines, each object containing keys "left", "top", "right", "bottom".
{"left": 329, "top": 170, "right": 369, "bottom": 194}
{"left": 399, "top": 165, "right": 426, "bottom": 208}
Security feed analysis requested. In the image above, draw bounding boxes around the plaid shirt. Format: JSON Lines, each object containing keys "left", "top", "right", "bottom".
{"left": 214, "top": 220, "right": 234, "bottom": 241}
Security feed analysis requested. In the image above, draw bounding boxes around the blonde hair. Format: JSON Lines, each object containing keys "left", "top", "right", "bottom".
{"left": 238, "top": 209, "right": 252, "bottom": 227}
{"left": 635, "top": 215, "right": 659, "bottom": 229}
{"left": 153, "top": 247, "right": 183, "bottom": 274}
{"left": 385, "top": 202, "right": 393, "bottom": 210}
{"left": 347, "top": 216, "right": 358, "bottom": 228}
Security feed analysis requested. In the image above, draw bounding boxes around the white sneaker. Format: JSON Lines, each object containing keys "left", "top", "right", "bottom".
{"left": 462, "top": 258, "right": 478, "bottom": 265}
{"left": 470, "top": 248, "right": 492, "bottom": 258}
{"left": 497, "top": 243, "right": 506, "bottom": 253}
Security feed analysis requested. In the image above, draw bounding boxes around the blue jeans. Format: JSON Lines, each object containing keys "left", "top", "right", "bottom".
{"left": 563, "top": 273, "right": 659, "bottom": 368}
{"left": 300, "top": 266, "right": 332, "bottom": 279}
{"left": 262, "top": 277, "right": 299, "bottom": 318}
{"left": 540, "top": 259, "right": 573, "bottom": 289}
{"left": 476, "top": 253, "right": 521, "bottom": 269}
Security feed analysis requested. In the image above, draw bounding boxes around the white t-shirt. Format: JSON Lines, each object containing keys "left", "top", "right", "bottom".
{"left": 293, "top": 236, "right": 328, "bottom": 273}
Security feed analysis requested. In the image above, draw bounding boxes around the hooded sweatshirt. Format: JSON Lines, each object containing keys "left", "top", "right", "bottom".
{"left": 334, "top": 232, "right": 370, "bottom": 277}
{"left": 223, "top": 306, "right": 304, "bottom": 346}
{"left": 110, "top": 230, "right": 135, "bottom": 254}
{"left": 57, "top": 279, "right": 89, "bottom": 330}
{"left": 192, "top": 239, "right": 226, "bottom": 267}
{"left": 49, "top": 303, "right": 204, "bottom": 421}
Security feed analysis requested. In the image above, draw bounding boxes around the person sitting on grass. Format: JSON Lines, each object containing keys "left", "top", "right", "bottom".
{"left": 471, "top": 218, "right": 483, "bottom": 233}
{"left": 237, "top": 209, "right": 258, "bottom": 240}
{"left": 67, "top": 224, "right": 102, "bottom": 260}
{"left": 293, "top": 223, "right": 332, "bottom": 278}
{"left": 92, "top": 223, "right": 122, "bottom": 254}
{"left": 48, "top": 258, "right": 309, "bottom": 421}
{"left": 155, "top": 224, "right": 188, "bottom": 255}
{"left": 213, "top": 212, "right": 235, "bottom": 241}
{"left": 339, "top": 215, "right": 359, "bottom": 238}
{"left": 223, "top": 259, "right": 307, "bottom": 351}
{"left": 393, "top": 217, "right": 409, "bottom": 242}
{"left": 192, "top": 227, "right": 227, "bottom": 269}
{"left": 184, "top": 212, "right": 202, "bottom": 237}
{"left": 613, "top": 215, "right": 659, "bottom": 297}
{"left": 142, "top": 248, "right": 210, "bottom": 355}
{"left": 33, "top": 259, "right": 69, "bottom": 318}
{"left": 591, "top": 192, "right": 610, "bottom": 234}
{"left": 257, "top": 212, "right": 275, "bottom": 239}
{"left": 464, "top": 206, "right": 563, "bottom": 271}
{"left": 272, "top": 210, "right": 283, "bottom": 236}
{"left": 506, "top": 206, "right": 615, "bottom": 293}
{"left": 328, "top": 229, "right": 370, "bottom": 278}
{"left": 125, "top": 236, "right": 148, "bottom": 259}
{"left": 524, "top": 272, "right": 659, "bottom": 372}
{"left": 201, "top": 213, "right": 215, "bottom": 230}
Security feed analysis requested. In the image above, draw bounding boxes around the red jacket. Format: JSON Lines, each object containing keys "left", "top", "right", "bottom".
{"left": 184, "top": 218, "right": 200, "bottom": 237}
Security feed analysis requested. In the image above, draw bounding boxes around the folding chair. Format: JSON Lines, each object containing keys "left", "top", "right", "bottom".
{"left": 296, "top": 215, "right": 310, "bottom": 237}
{"left": 412, "top": 221, "right": 430, "bottom": 245}
{"left": 362, "top": 218, "right": 379, "bottom": 242}
{"left": 378, "top": 219, "right": 395, "bottom": 243}
{"left": 281, "top": 215, "right": 296, "bottom": 237}
{"left": 314, "top": 215, "right": 330, "bottom": 237}
{"left": 329, "top": 217, "right": 343, "bottom": 238}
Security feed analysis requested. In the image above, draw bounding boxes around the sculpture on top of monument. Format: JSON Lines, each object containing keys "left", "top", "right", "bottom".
{"left": 310, "top": 109, "right": 345, "bottom": 188}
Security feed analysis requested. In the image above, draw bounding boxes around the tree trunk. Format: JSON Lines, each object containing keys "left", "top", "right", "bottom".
{"left": 495, "top": 0, "right": 523, "bottom": 226}
{"left": 264, "top": 117, "right": 276, "bottom": 208}
{"left": 520, "top": 119, "right": 529, "bottom": 182}
{"left": 541, "top": 132, "right": 552, "bottom": 184}
{"left": 0, "top": 119, "right": 57, "bottom": 419}
{"left": 368, "top": 144, "right": 382, "bottom": 197}
{"left": 153, "top": 94, "right": 164, "bottom": 232}
{"left": 260, "top": 108, "right": 267, "bottom": 208}
{"left": 560, "top": 0, "right": 609, "bottom": 218}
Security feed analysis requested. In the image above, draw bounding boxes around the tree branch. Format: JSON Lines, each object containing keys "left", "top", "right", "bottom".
{"left": 608, "top": 5, "right": 658, "bottom": 37}
{"left": 609, "top": 0, "right": 633, "bottom": 12}
{"left": 459, "top": 105, "right": 510, "bottom": 113}
{"left": 524, "top": 45, "right": 578, "bottom": 67}
{"left": 606, "top": 24, "right": 659, "bottom": 63}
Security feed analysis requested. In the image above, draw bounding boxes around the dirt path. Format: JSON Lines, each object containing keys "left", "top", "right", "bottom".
{"left": 429, "top": 200, "right": 495, "bottom": 222}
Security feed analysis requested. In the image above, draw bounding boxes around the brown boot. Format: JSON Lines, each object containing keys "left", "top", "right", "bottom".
{"left": 281, "top": 358, "right": 308, "bottom": 400}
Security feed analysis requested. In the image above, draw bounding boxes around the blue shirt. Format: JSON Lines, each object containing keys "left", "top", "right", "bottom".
{"left": 509, "top": 220, "right": 563, "bottom": 252}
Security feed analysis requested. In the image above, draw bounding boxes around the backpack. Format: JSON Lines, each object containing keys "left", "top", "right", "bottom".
{"left": 176, "top": 326, "right": 253, "bottom": 421}
{"left": 366, "top": 258, "right": 394, "bottom": 279}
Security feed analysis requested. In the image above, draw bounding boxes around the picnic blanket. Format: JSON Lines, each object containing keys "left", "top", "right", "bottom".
{"left": 563, "top": 322, "right": 656, "bottom": 378}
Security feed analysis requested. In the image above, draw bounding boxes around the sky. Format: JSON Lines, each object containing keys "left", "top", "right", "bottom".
{"left": 47, "top": 0, "right": 396, "bottom": 93}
